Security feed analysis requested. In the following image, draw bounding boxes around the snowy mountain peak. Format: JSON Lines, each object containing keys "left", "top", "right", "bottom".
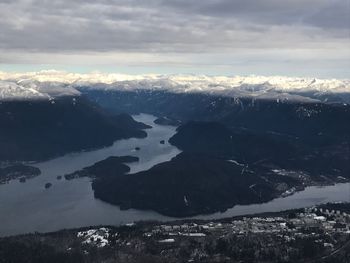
{"left": 0, "top": 71, "right": 349, "bottom": 102}
{"left": 0, "top": 78, "right": 80, "bottom": 101}
{"left": 0, "top": 81, "right": 50, "bottom": 101}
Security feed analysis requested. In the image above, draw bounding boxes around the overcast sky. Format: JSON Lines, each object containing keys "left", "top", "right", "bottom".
{"left": 0, "top": 0, "right": 349, "bottom": 77}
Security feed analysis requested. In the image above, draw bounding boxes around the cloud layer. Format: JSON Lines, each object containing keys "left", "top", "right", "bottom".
{"left": 0, "top": 0, "right": 349, "bottom": 77}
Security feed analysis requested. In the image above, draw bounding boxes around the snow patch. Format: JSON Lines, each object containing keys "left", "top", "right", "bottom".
{"left": 227, "top": 159, "right": 245, "bottom": 166}
{"left": 159, "top": 238, "right": 175, "bottom": 243}
{"left": 77, "top": 227, "right": 111, "bottom": 248}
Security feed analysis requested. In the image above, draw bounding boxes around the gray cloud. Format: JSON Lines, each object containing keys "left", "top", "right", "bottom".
{"left": 0, "top": 0, "right": 348, "bottom": 52}
{"left": 0, "top": 0, "right": 348, "bottom": 77}
{"left": 162, "top": 0, "right": 350, "bottom": 29}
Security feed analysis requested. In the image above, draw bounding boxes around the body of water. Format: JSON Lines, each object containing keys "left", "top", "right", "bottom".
{"left": 0, "top": 114, "right": 179, "bottom": 236}
{"left": 0, "top": 113, "right": 349, "bottom": 236}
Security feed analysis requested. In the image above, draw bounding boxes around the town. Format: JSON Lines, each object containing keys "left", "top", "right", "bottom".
{"left": 73, "top": 204, "right": 350, "bottom": 262}
{"left": 1, "top": 203, "right": 350, "bottom": 262}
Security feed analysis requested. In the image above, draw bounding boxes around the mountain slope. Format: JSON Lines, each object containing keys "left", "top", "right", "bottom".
{"left": 79, "top": 89, "right": 350, "bottom": 141}
{"left": 169, "top": 121, "right": 350, "bottom": 179}
{"left": 0, "top": 97, "right": 149, "bottom": 161}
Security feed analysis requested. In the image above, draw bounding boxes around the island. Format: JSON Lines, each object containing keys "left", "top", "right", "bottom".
{"left": 154, "top": 116, "right": 181, "bottom": 126}
{"left": 0, "top": 164, "right": 41, "bottom": 184}
{"left": 65, "top": 156, "right": 139, "bottom": 180}
{"left": 92, "top": 153, "right": 285, "bottom": 217}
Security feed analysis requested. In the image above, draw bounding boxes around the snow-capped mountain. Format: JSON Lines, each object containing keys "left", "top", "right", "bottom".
{"left": 0, "top": 80, "right": 50, "bottom": 101}
{"left": 0, "top": 71, "right": 349, "bottom": 103}
{"left": 0, "top": 77, "right": 80, "bottom": 101}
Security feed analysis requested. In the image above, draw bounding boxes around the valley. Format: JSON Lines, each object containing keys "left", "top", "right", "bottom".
{"left": 0, "top": 0, "right": 349, "bottom": 260}
{"left": 0, "top": 79, "right": 349, "bottom": 239}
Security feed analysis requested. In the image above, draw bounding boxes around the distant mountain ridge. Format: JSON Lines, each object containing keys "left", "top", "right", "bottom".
{"left": 77, "top": 89, "right": 350, "bottom": 142}
{"left": 0, "top": 79, "right": 80, "bottom": 101}
{"left": 1, "top": 71, "right": 349, "bottom": 103}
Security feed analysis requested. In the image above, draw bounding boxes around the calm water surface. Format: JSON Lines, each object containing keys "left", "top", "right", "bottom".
{"left": 0, "top": 113, "right": 349, "bottom": 236}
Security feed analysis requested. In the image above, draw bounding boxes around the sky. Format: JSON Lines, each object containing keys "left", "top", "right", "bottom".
{"left": 0, "top": 0, "right": 349, "bottom": 78}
